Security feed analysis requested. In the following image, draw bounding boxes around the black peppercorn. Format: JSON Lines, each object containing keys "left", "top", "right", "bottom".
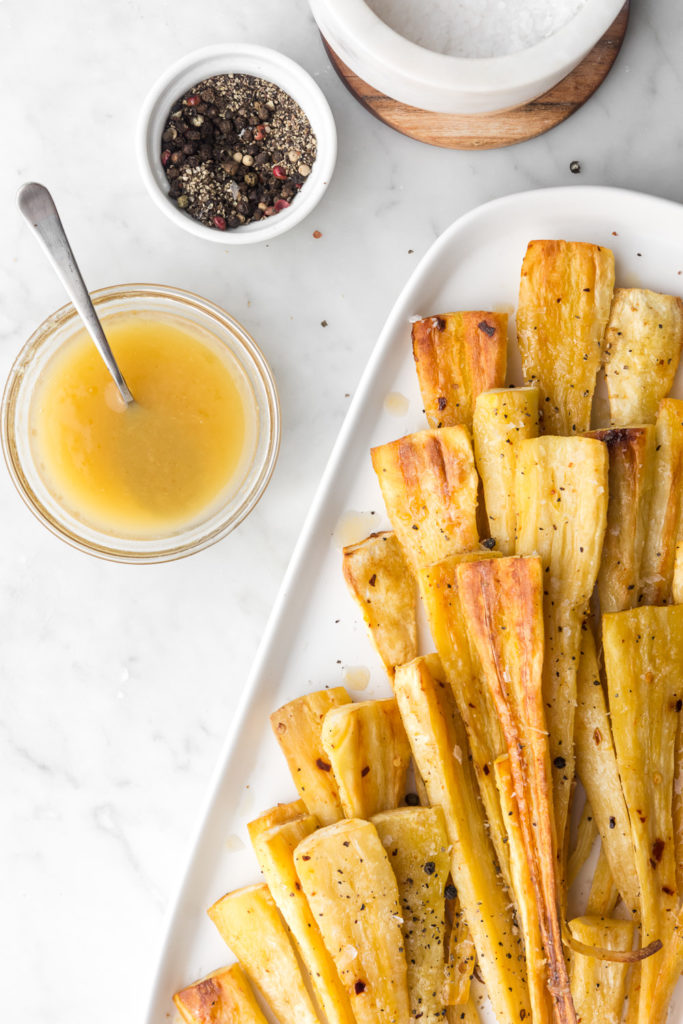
{"left": 159, "top": 73, "right": 317, "bottom": 231}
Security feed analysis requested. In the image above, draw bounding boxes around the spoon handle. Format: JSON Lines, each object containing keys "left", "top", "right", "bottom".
{"left": 16, "top": 182, "right": 134, "bottom": 405}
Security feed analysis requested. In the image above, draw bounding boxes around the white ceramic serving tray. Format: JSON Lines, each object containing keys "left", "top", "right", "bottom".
{"left": 144, "top": 186, "right": 683, "bottom": 1024}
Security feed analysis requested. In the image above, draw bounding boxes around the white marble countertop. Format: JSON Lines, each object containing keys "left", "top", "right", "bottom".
{"left": 2, "top": 1, "right": 682, "bottom": 1020}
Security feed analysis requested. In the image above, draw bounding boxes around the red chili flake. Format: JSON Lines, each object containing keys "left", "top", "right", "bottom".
{"left": 361, "top": 766, "right": 370, "bottom": 777}
{"left": 185, "top": 95, "right": 201, "bottom": 106}
{"left": 316, "top": 758, "right": 332, "bottom": 772}
{"left": 272, "top": 165, "right": 287, "bottom": 180}
{"left": 368, "top": 574, "right": 377, "bottom": 587}
{"left": 354, "top": 981, "right": 366, "bottom": 994}
{"left": 213, "top": 215, "right": 227, "bottom": 230}
{"left": 161, "top": 150, "right": 172, "bottom": 166}
{"left": 478, "top": 320, "right": 496, "bottom": 336}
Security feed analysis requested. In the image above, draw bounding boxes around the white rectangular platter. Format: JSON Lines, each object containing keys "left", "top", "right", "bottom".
{"left": 144, "top": 185, "right": 683, "bottom": 1024}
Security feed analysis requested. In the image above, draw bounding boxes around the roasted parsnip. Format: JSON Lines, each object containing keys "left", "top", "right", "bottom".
{"left": 294, "top": 817, "right": 410, "bottom": 1024}
{"left": 245, "top": 799, "right": 308, "bottom": 845}
{"left": 321, "top": 698, "right": 411, "bottom": 818}
{"left": 174, "top": 964, "right": 268, "bottom": 1024}
{"left": 603, "top": 288, "right": 683, "bottom": 426}
{"left": 675, "top": 709, "right": 683, "bottom": 895}
{"left": 516, "top": 239, "right": 615, "bottom": 435}
{"left": 411, "top": 312, "right": 507, "bottom": 430}
{"left": 494, "top": 755, "right": 554, "bottom": 1024}
{"left": 446, "top": 998, "right": 482, "bottom": 1024}
{"left": 638, "top": 398, "right": 683, "bottom": 605}
{"left": 207, "top": 884, "right": 321, "bottom": 1024}
{"left": 585, "top": 425, "right": 655, "bottom": 614}
{"left": 457, "top": 555, "right": 575, "bottom": 1024}
{"left": 648, "top": 902, "right": 683, "bottom": 1024}
{"left": 575, "top": 629, "right": 639, "bottom": 914}
{"left": 514, "top": 435, "right": 608, "bottom": 847}
{"left": 472, "top": 385, "right": 540, "bottom": 554}
{"left": 342, "top": 531, "right": 417, "bottom": 677}
{"left": 394, "top": 655, "right": 531, "bottom": 1024}
{"left": 568, "top": 916, "right": 635, "bottom": 1024}
{"left": 247, "top": 813, "right": 356, "bottom": 1024}
{"left": 443, "top": 893, "right": 476, "bottom": 1007}
{"left": 567, "top": 801, "right": 598, "bottom": 890}
{"left": 603, "top": 604, "right": 683, "bottom": 1022}
{"left": 270, "top": 688, "right": 351, "bottom": 825}
{"left": 371, "top": 427, "right": 479, "bottom": 572}
{"left": 372, "top": 806, "right": 450, "bottom": 1024}
{"left": 673, "top": 540, "right": 683, "bottom": 605}
{"left": 585, "top": 843, "right": 619, "bottom": 917}
{"left": 419, "top": 553, "right": 510, "bottom": 883}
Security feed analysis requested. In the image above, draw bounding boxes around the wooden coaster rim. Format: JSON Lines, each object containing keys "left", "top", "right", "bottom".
{"left": 323, "top": 3, "right": 629, "bottom": 150}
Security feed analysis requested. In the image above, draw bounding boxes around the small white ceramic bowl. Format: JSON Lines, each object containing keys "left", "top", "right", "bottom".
{"left": 138, "top": 44, "right": 337, "bottom": 244}
{"left": 309, "top": 0, "right": 624, "bottom": 115}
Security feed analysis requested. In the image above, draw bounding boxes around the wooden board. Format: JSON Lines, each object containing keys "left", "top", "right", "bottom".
{"left": 323, "top": 4, "right": 629, "bottom": 150}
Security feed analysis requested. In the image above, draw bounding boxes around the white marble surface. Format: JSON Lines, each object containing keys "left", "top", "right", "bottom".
{"left": 1, "top": 1, "right": 682, "bottom": 1020}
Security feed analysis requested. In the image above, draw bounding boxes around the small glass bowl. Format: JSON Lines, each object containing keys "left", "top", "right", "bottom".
{"left": 2, "top": 284, "right": 280, "bottom": 563}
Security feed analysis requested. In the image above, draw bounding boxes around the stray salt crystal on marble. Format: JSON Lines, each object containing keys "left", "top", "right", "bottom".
{"left": 366, "top": 0, "right": 587, "bottom": 58}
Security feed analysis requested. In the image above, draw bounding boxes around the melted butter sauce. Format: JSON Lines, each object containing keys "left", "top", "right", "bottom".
{"left": 30, "top": 314, "right": 256, "bottom": 537}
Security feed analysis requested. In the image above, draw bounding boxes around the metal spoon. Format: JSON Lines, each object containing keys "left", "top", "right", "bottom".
{"left": 17, "top": 182, "right": 134, "bottom": 406}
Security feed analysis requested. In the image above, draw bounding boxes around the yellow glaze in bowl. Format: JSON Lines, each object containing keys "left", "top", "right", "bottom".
{"left": 3, "top": 285, "right": 280, "bottom": 562}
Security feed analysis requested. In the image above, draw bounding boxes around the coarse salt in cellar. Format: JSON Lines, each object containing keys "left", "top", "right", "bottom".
{"left": 365, "top": 0, "right": 588, "bottom": 59}
{"left": 308, "top": 0, "right": 624, "bottom": 115}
